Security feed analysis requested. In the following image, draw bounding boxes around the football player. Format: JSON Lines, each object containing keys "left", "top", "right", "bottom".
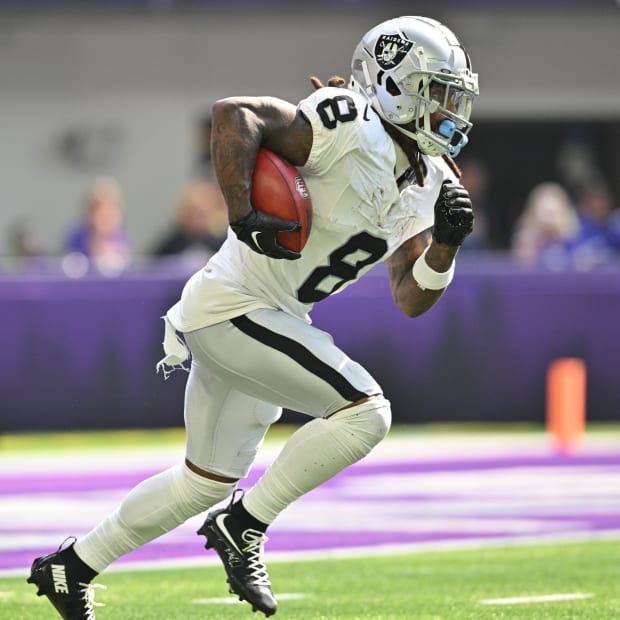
{"left": 28, "top": 15, "right": 478, "bottom": 619}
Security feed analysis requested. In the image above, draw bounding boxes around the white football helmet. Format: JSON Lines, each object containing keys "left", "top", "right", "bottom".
{"left": 350, "top": 16, "right": 479, "bottom": 157}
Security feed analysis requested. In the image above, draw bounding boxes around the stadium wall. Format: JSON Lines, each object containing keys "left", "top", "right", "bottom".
{"left": 1, "top": 256, "right": 618, "bottom": 431}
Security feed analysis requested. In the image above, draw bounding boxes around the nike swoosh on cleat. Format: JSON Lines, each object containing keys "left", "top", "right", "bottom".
{"left": 363, "top": 104, "right": 370, "bottom": 121}
{"left": 214, "top": 513, "right": 243, "bottom": 555}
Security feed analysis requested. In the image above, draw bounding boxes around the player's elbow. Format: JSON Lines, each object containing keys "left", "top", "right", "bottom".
{"left": 211, "top": 98, "right": 241, "bottom": 123}
{"left": 211, "top": 97, "right": 255, "bottom": 128}
{"left": 397, "top": 302, "right": 427, "bottom": 318}
{"left": 394, "top": 291, "right": 443, "bottom": 318}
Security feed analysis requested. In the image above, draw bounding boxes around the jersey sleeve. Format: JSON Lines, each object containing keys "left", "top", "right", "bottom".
{"left": 298, "top": 87, "right": 380, "bottom": 176}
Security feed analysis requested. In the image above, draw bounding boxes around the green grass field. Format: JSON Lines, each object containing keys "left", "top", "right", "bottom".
{"left": 4, "top": 539, "right": 619, "bottom": 619}
{"left": 3, "top": 425, "right": 619, "bottom": 618}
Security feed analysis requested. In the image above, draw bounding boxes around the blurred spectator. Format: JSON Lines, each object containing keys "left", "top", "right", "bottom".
{"left": 1, "top": 219, "right": 47, "bottom": 272}
{"left": 65, "top": 177, "right": 131, "bottom": 276}
{"left": 555, "top": 135, "right": 620, "bottom": 262}
{"left": 607, "top": 209, "right": 620, "bottom": 252}
{"left": 511, "top": 182, "right": 581, "bottom": 270}
{"left": 8, "top": 219, "right": 44, "bottom": 259}
{"left": 458, "top": 157, "right": 492, "bottom": 252}
{"left": 574, "top": 181, "right": 620, "bottom": 254}
{"left": 151, "top": 179, "right": 228, "bottom": 265}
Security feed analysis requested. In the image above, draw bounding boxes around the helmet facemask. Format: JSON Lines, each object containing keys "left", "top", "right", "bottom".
{"left": 400, "top": 69, "right": 477, "bottom": 157}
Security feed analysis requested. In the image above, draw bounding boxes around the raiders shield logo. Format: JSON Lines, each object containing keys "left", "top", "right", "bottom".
{"left": 374, "top": 34, "right": 413, "bottom": 69}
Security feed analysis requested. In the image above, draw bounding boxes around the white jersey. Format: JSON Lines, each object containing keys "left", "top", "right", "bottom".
{"left": 167, "top": 87, "right": 457, "bottom": 332}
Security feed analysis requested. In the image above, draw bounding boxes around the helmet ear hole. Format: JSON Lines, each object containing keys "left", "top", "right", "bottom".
{"left": 385, "top": 76, "right": 401, "bottom": 96}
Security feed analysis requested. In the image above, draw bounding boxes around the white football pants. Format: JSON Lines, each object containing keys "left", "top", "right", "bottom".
{"left": 182, "top": 307, "right": 385, "bottom": 479}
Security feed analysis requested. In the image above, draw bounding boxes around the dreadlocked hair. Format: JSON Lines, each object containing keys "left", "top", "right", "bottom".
{"left": 309, "top": 75, "right": 461, "bottom": 186}
{"left": 442, "top": 154, "right": 462, "bottom": 179}
{"left": 381, "top": 121, "right": 462, "bottom": 186}
{"left": 380, "top": 119, "right": 427, "bottom": 186}
{"left": 310, "top": 75, "right": 347, "bottom": 90}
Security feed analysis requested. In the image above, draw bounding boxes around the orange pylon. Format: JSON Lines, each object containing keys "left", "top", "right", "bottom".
{"left": 546, "top": 358, "right": 587, "bottom": 455}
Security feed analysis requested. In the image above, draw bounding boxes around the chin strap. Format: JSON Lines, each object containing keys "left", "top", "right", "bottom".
{"left": 383, "top": 117, "right": 467, "bottom": 158}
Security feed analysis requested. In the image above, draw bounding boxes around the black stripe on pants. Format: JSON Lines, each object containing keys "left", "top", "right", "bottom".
{"left": 230, "top": 315, "right": 368, "bottom": 403}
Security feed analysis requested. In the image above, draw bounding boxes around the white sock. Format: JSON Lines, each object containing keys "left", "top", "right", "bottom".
{"left": 243, "top": 398, "right": 391, "bottom": 524}
{"left": 74, "top": 463, "right": 236, "bottom": 573}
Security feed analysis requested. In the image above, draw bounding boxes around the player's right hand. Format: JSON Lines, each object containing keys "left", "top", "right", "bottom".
{"left": 230, "top": 210, "right": 302, "bottom": 260}
{"left": 432, "top": 180, "right": 474, "bottom": 247}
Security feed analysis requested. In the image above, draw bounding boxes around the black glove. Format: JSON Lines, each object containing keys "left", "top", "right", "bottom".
{"left": 230, "top": 210, "right": 302, "bottom": 260}
{"left": 433, "top": 180, "right": 474, "bottom": 247}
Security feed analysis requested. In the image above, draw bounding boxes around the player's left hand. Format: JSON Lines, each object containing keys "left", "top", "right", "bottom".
{"left": 433, "top": 180, "right": 474, "bottom": 247}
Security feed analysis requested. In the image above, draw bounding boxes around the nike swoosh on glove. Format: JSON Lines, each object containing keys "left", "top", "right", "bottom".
{"left": 230, "top": 210, "right": 301, "bottom": 260}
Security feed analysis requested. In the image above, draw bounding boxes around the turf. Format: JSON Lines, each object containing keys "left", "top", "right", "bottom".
{"left": 2, "top": 422, "right": 618, "bottom": 454}
{"left": 5, "top": 539, "right": 619, "bottom": 619}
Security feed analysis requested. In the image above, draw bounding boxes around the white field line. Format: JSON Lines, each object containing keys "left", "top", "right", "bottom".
{"left": 480, "top": 592, "right": 593, "bottom": 605}
{"left": 192, "top": 593, "right": 307, "bottom": 605}
{"left": 3, "top": 528, "right": 619, "bottom": 579}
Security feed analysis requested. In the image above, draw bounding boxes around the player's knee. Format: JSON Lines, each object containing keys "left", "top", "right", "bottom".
{"left": 359, "top": 397, "right": 391, "bottom": 443}
{"left": 330, "top": 396, "right": 391, "bottom": 451}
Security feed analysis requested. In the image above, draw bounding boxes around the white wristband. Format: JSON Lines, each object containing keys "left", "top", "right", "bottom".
{"left": 411, "top": 245, "right": 455, "bottom": 290}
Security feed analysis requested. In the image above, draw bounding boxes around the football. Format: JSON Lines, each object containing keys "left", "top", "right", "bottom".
{"left": 251, "top": 148, "right": 313, "bottom": 253}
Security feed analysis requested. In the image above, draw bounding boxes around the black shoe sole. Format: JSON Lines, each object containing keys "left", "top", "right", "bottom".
{"left": 27, "top": 562, "right": 68, "bottom": 619}
{"left": 26, "top": 573, "right": 42, "bottom": 596}
{"left": 197, "top": 519, "right": 276, "bottom": 617}
{"left": 26, "top": 559, "right": 45, "bottom": 596}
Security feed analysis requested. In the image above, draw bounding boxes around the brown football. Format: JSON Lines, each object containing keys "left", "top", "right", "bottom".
{"left": 250, "top": 148, "right": 313, "bottom": 252}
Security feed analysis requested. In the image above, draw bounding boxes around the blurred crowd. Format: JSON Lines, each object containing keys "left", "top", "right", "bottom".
{"left": 6, "top": 178, "right": 229, "bottom": 278}
{"left": 511, "top": 180, "right": 620, "bottom": 271}
{"left": 3, "top": 114, "right": 229, "bottom": 278}
{"left": 2, "top": 113, "right": 620, "bottom": 277}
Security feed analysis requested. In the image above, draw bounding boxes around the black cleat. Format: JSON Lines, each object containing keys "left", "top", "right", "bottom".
{"left": 198, "top": 499, "right": 277, "bottom": 617}
{"left": 27, "top": 539, "right": 105, "bottom": 620}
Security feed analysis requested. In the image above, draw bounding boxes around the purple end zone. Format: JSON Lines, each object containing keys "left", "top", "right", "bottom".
{"left": 2, "top": 452, "right": 620, "bottom": 573}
